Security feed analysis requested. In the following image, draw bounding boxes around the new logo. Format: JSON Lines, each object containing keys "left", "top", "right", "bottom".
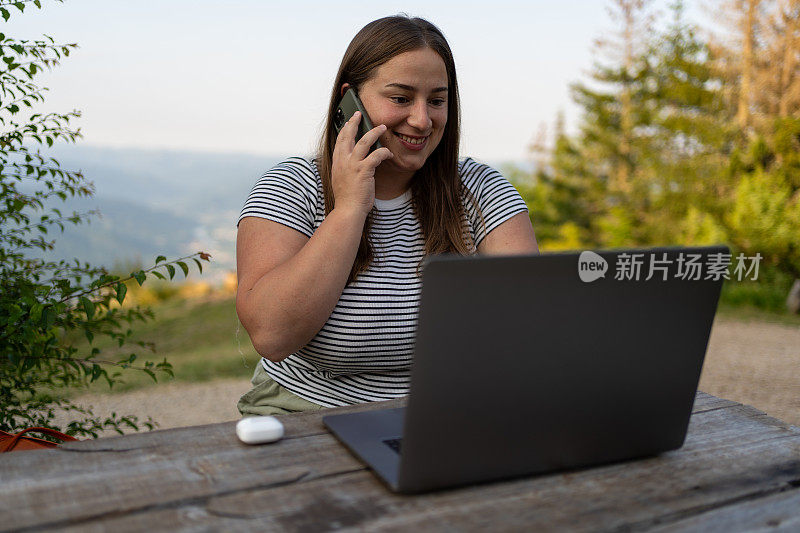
{"left": 578, "top": 251, "right": 608, "bottom": 282}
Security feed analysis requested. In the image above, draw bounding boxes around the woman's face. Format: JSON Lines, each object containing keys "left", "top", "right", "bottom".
{"left": 355, "top": 47, "right": 449, "bottom": 175}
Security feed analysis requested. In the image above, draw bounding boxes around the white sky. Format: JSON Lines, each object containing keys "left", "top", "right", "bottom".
{"left": 6, "top": 0, "right": 705, "bottom": 162}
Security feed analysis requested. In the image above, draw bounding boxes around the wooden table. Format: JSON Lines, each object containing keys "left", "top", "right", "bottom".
{"left": 2, "top": 392, "right": 799, "bottom": 532}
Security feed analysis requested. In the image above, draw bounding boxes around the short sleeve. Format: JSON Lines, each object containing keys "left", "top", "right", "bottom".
{"left": 238, "top": 157, "right": 318, "bottom": 238}
{"left": 460, "top": 157, "right": 529, "bottom": 247}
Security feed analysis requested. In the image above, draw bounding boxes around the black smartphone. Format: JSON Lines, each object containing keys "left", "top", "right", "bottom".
{"left": 334, "top": 88, "right": 383, "bottom": 153}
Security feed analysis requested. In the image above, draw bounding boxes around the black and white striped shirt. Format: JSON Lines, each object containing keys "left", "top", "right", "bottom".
{"left": 238, "top": 156, "right": 529, "bottom": 407}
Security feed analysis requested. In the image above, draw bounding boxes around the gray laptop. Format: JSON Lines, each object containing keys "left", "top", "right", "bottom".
{"left": 323, "top": 246, "right": 726, "bottom": 493}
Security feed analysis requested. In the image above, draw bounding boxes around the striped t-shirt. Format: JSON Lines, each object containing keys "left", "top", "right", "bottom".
{"left": 238, "top": 156, "right": 529, "bottom": 407}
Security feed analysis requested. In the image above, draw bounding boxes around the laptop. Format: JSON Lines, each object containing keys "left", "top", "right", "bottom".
{"left": 323, "top": 246, "right": 727, "bottom": 493}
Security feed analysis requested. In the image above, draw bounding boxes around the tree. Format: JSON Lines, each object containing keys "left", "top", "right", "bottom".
{"left": 513, "top": 112, "right": 606, "bottom": 250}
{"left": 726, "top": 118, "right": 800, "bottom": 279}
{"left": 532, "top": 0, "right": 658, "bottom": 248}
{"left": 636, "top": 0, "right": 736, "bottom": 244}
{"left": 0, "top": 0, "right": 210, "bottom": 438}
{"left": 755, "top": 0, "right": 800, "bottom": 119}
{"left": 709, "top": 0, "right": 800, "bottom": 133}
{"left": 707, "top": 0, "right": 800, "bottom": 304}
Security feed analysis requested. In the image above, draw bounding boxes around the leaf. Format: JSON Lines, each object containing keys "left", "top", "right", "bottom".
{"left": 8, "top": 304, "right": 23, "bottom": 323}
{"left": 155, "top": 255, "right": 166, "bottom": 264}
{"left": 80, "top": 297, "right": 95, "bottom": 319}
{"left": 30, "top": 303, "right": 43, "bottom": 323}
{"left": 151, "top": 271, "right": 165, "bottom": 280}
{"left": 177, "top": 261, "right": 189, "bottom": 277}
{"left": 133, "top": 270, "right": 146, "bottom": 286}
{"left": 159, "top": 360, "right": 174, "bottom": 378}
{"left": 193, "top": 258, "right": 203, "bottom": 273}
{"left": 1, "top": 8, "right": 9, "bottom": 21}
{"left": 115, "top": 282, "right": 127, "bottom": 304}
{"left": 84, "top": 329, "right": 94, "bottom": 343}
{"left": 42, "top": 306, "right": 55, "bottom": 329}
{"left": 166, "top": 264, "right": 175, "bottom": 280}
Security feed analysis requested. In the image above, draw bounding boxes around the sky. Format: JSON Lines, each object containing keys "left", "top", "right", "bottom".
{"left": 5, "top": 0, "right": 707, "bottom": 163}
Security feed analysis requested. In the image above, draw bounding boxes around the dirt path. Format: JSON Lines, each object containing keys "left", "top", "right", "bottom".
{"left": 699, "top": 316, "right": 800, "bottom": 426}
{"left": 58, "top": 315, "right": 799, "bottom": 438}
{"left": 51, "top": 378, "right": 252, "bottom": 438}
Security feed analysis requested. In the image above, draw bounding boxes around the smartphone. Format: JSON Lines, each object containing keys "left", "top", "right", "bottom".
{"left": 334, "top": 88, "right": 383, "bottom": 153}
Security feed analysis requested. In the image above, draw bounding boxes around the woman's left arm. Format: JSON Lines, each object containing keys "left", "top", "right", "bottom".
{"left": 477, "top": 212, "right": 539, "bottom": 255}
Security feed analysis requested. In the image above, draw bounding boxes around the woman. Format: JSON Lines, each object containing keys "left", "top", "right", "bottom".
{"left": 236, "top": 15, "right": 538, "bottom": 415}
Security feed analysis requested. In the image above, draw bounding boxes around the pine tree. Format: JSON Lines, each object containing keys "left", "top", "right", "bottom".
{"left": 546, "top": 0, "right": 658, "bottom": 247}
{"left": 523, "top": 112, "right": 604, "bottom": 249}
{"left": 637, "top": 0, "right": 735, "bottom": 244}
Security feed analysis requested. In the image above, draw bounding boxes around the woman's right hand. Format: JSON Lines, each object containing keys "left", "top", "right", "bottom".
{"left": 331, "top": 111, "right": 394, "bottom": 216}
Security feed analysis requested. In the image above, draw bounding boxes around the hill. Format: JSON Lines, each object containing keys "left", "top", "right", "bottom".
{"left": 34, "top": 145, "right": 525, "bottom": 281}
{"left": 37, "top": 145, "right": 286, "bottom": 279}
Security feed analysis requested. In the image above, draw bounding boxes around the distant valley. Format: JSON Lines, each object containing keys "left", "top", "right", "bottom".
{"left": 33, "top": 144, "right": 523, "bottom": 283}
{"left": 37, "top": 145, "right": 284, "bottom": 282}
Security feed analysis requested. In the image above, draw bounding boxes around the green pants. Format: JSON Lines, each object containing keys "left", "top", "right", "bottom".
{"left": 237, "top": 361, "right": 324, "bottom": 417}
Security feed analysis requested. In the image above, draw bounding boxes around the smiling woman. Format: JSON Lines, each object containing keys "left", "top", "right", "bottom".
{"left": 348, "top": 47, "right": 449, "bottom": 194}
{"left": 234, "top": 15, "right": 538, "bottom": 414}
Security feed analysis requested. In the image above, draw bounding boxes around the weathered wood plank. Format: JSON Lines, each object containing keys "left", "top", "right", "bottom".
{"left": 52, "top": 505, "right": 256, "bottom": 533}
{"left": 680, "top": 404, "right": 798, "bottom": 454}
{"left": 0, "top": 432, "right": 366, "bottom": 531}
{"left": 649, "top": 487, "right": 800, "bottom": 532}
{"left": 3, "top": 394, "right": 797, "bottom": 532}
{"left": 47, "top": 427, "right": 800, "bottom": 533}
{"left": 0, "top": 392, "right": 735, "bottom": 482}
{"left": 0, "top": 399, "right": 406, "bottom": 531}
{"left": 0, "top": 398, "right": 404, "bottom": 480}
{"left": 194, "top": 433, "right": 800, "bottom": 532}
{"left": 692, "top": 390, "right": 739, "bottom": 413}
{"left": 0, "top": 391, "right": 726, "bottom": 475}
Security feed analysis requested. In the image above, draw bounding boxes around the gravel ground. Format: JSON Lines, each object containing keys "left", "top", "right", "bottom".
{"left": 57, "top": 315, "right": 799, "bottom": 438}
{"left": 53, "top": 378, "right": 253, "bottom": 438}
{"left": 699, "top": 316, "right": 800, "bottom": 427}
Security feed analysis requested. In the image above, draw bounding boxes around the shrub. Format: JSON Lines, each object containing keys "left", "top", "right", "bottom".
{"left": 0, "top": 0, "right": 210, "bottom": 438}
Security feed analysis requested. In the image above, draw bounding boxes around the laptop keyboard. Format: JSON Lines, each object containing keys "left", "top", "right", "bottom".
{"left": 383, "top": 438, "right": 402, "bottom": 454}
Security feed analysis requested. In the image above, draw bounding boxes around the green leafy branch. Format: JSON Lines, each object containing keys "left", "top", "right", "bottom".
{"left": 11, "top": 352, "right": 174, "bottom": 386}
{"left": 1, "top": 0, "right": 215, "bottom": 439}
{"left": 61, "top": 251, "right": 213, "bottom": 306}
{"left": 1, "top": 209, "right": 98, "bottom": 239}
{"left": 0, "top": 109, "right": 82, "bottom": 147}
{"left": 0, "top": 0, "right": 61, "bottom": 23}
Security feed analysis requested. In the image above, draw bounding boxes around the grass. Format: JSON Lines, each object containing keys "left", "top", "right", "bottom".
{"left": 61, "top": 296, "right": 259, "bottom": 397}
{"left": 717, "top": 270, "right": 800, "bottom": 326}
{"left": 716, "top": 301, "right": 800, "bottom": 326}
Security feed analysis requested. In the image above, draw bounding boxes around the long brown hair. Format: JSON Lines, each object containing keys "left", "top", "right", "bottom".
{"left": 316, "top": 15, "right": 483, "bottom": 284}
